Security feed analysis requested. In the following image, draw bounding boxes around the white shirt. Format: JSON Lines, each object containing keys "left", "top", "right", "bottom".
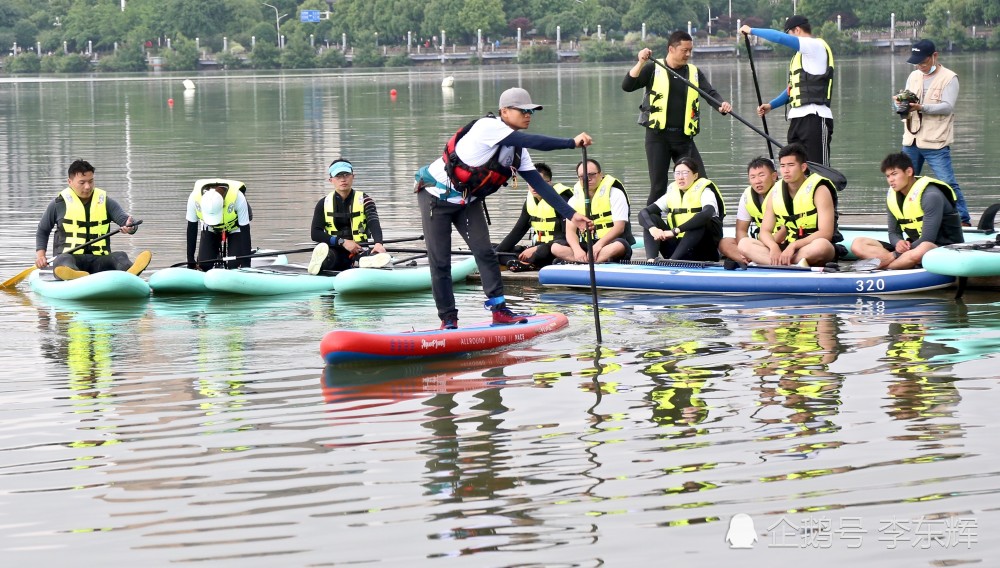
{"left": 789, "top": 36, "right": 834, "bottom": 120}
{"left": 186, "top": 190, "right": 251, "bottom": 232}
{"left": 735, "top": 191, "right": 753, "bottom": 222}
{"left": 425, "top": 116, "right": 534, "bottom": 202}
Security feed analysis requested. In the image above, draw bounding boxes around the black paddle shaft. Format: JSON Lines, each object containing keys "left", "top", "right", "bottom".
{"left": 743, "top": 33, "right": 774, "bottom": 160}
{"left": 650, "top": 58, "right": 846, "bottom": 191}
{"left": 581, "top": 145, "right": 603, "bottom": 344}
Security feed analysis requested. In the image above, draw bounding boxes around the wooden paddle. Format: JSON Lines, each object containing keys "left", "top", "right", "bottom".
{"left": 650, "top": 58, "right": 847, "bottom": 191}
{"left": 1, "top": 221, "right": 142, "bottom": 289}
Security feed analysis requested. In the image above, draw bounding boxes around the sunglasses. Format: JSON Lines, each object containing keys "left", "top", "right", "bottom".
{"left": 508, "top": 107, "right": 535, "bottom": 116}
{"left": 332, "top": 172, "right": 353, "bottom": 179}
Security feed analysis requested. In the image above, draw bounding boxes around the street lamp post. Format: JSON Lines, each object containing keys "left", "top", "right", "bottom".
{"left": 262, "top": 3, "right": 287, "bottom": 48}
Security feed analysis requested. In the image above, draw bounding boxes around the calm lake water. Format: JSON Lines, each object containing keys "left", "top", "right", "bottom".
{"left": 1, "top": 54, "right": 999, "bottom": 565}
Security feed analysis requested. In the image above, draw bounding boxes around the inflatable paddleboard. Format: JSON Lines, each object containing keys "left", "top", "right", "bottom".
{"left": 334, "top": 257, "right": 478, "bottom": 294}
{"left": 538, "top": 262, "right": 954, "bottom": 295}
{"left": 922, "top": 238, "right": 1000, "bottom": 277}
{"left": 320, "top": 312, "right": 569, "bottom": 364}
{"left": 29, "top": 269, "right": 150, "bottom": 300}
{"left": 150, "top": 254, "right": 288, "bottom": 294}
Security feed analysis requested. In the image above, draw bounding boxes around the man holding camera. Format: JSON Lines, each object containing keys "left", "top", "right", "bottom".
{"left": 896, "top": 39, "right": 970, "bottom": 226}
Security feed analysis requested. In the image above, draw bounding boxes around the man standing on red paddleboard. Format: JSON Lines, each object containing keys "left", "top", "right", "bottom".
{"left": 414, "top": 87, "right": 594, "bottom": 329}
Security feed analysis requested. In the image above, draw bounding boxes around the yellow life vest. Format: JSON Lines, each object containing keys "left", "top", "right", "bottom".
{"left": 525, "top": 183, "right": 571, "bottom": 244}
{"left": 571, "top": 175, "right": 629, "bottom": 241}
{"left": 194, "top": 183, "right": 241, "bottom": 233}
{"left": 324, "top": 190, "right": 368, "bottom": 242}
{"left": 771, "top": 173, "right": 832, "bottom": 242}
{"left": 645, "top": 61, "right": 700, "bottom": 135}
{"left": 662, "top": 178, "right": 726, "bottom": 238}
{"left": 788, "top": 39, "right": 834, "bottom": 107}
{"left": 886, "top": 177, "right": 957, "bottom": 240}
{"left": 741, "top": 185, "right": 770, "bottom": 238}
{"left": 60, "top": 187, "right": 110, "bottom": 255}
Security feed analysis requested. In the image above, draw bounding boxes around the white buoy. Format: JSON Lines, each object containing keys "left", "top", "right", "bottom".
{"left": 183, "top": 79, "right": 196, "bottom": 91}
{"left": 441, "top": 76, "right": 454, "bottom": 88}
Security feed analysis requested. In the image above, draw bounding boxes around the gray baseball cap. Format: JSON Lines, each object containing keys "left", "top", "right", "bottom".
{"left": 498, "top": 87, "right": 543, "bottom": 111}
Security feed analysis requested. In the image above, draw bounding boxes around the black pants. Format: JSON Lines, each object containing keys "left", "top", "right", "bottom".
{"left": 522, "top": 242, "right": 557, "bottom": 267}
{"left": 418, "top": 190, "right": 503, "bottom": 322}
{"left": 643, "top": 128, "right": 707, "bottom": 205}
{"left": 53, "top": 251, "right": 132, "bottom": 272}
{"left": 788, "top": 114, "right": 833, "bottom": 166}
{"left": 644, "top": 216, "right": 722, "bottom": 262}
{"left": 197, "top": 229, "right": 251, "bottom": 270}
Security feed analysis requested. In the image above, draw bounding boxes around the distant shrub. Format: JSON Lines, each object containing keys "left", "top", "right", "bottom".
{"left": 580, "top": 41, "right": 632, "bottom": 62}
{"left": 518, "top": 44, "right": 556, "bottom": 64}
{"left": 5, "top": 52, "right": 41, "bottom": 73}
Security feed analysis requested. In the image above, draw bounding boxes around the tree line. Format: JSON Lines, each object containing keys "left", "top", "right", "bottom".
{"left": 1, "top": 0, "right": 998, "bottom": 72}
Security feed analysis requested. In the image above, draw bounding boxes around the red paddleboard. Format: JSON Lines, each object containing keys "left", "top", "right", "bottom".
{"left": 320, "top": 313, "right": 569, "bottom": 364}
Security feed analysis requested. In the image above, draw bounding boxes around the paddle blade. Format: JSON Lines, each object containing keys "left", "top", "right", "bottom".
{"left": 808, "top": 161, "right": 847, "bottom": 191}
{"left": 1, "top": 266, "right": 37, "bottom": 289}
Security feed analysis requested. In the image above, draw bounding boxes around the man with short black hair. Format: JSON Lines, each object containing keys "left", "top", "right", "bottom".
{"left": 719, "top": 156, "right": 783, "bottom": 263}
{"left": 896, "top": 39, "right": 970, "bottom": 226}
{"left": 496, "top": 162, "right": 574, "bottom": 272}
{"left": 622, "top": 30, "right": 733, "bottom": 205}
{"left": 851, "top": 152, "right": 964, "bottom": 269}
{"left": 35, "top": 159, "right": 150, "bottom": 280}
{"left": 738, "top": 143, "right": 840, "bottom": 266}
{"left": 740, "top": 16, "right": 835, "bottom": 166}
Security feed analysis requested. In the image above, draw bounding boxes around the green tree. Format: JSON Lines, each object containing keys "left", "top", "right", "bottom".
{"left": 96, "top": 41, "right": 147, "bottom": 72}
{"left": 160, "top": 0, "right": 229, "bottom": 40}
{"left": 317, "top": 46, "right": 348, "bottom": 67}
{"left": 249, "top": 38, "right": 279, "bottom": 68}
{"left": 422, "top": 0, "right": 467, "bottom": 43}
{"left": 457, "top": 0, "right": 507, "bottom": 40}
{"left": 622, "top": 0, "right": 699, "bottom": 37}
{"left": 5, "top": 51, "right": 41, "bottom": 73}
{"left": 281, "top": 31, "right": 317, "bottom": 69}
{"left": 164, "top": 33, "right": 200, "bottom": 70}
{"left": 12, "top": 18, "right": 38, "bottom": 48}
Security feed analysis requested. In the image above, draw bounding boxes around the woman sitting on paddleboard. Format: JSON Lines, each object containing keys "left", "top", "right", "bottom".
{"left": 638, "top": 157, "right": 726, "bottom": 262}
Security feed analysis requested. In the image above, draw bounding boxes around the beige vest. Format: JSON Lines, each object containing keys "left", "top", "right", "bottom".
{"left": 902, "top": 65, "right": 957, "bottom": 149}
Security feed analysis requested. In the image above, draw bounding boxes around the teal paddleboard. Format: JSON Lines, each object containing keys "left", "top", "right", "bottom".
{"left": 29, "top": 269, "right": 150, "bottom": 300}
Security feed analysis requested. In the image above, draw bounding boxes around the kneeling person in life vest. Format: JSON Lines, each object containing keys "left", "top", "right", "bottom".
{"left": 851, "top": 152, "right": 964, "bottom": 269}
{"left": 35, "top": 159, "right": 150, "bottom": 281}
{"left": 496, "top": 162, "right": 575, "bottom": 272}
{"left": 738, "top": 143, "right": 842, "bottom": 266}
{"left": 308, "top": 159, "right": 386, "bottom": 275}
{"left": 551, "top": 159, "right": 634, "bottom": 263}
{"left": 186, "top": 179, "right": 253, "bottom": 270}
{"left": 639, "top": 157, "right": 726, "bottom": 262}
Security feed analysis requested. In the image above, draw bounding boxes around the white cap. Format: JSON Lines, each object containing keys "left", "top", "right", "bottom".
{"left": 201, "top": 190, "right": 224, "bottom": 225}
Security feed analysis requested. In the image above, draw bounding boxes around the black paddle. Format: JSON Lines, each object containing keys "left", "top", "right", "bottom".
{"left": 176, "top": 236, "right": 427, "bottom": 268}
{"left": 650, "top": 58, "right": 847, "bottom": 191}
{"left": 580, "top": 146, "right": 603, "bottom": 344}
{"left": 2, "top": 220, "right": 143, "bottom": 289}
{"left": 743, "top": 33, "right": 774, "bottom": 161}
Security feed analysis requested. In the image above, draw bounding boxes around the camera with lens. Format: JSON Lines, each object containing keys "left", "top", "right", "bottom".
{"left": 893, "top": 89, "right": 919, "bottom": 116}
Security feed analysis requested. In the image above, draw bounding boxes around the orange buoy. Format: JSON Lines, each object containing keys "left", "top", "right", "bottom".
{"left": 390, "top": 89, "right": 397, "bottom": 96}
{"left": 168, "top": 98, "right": 174, "bottom": 106}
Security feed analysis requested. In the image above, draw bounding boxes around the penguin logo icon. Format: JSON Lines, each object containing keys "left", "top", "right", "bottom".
{"left": 725, "top": 513, "right": 758, "bottom": 548}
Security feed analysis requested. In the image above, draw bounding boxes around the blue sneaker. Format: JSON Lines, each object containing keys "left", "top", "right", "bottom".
{"left": 440, "top": 319, "right": 458, "bottom": 330}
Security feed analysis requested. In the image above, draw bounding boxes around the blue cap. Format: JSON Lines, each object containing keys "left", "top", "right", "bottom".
{"left": 328, "top": 161, "right": 353, "bottom": 177}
